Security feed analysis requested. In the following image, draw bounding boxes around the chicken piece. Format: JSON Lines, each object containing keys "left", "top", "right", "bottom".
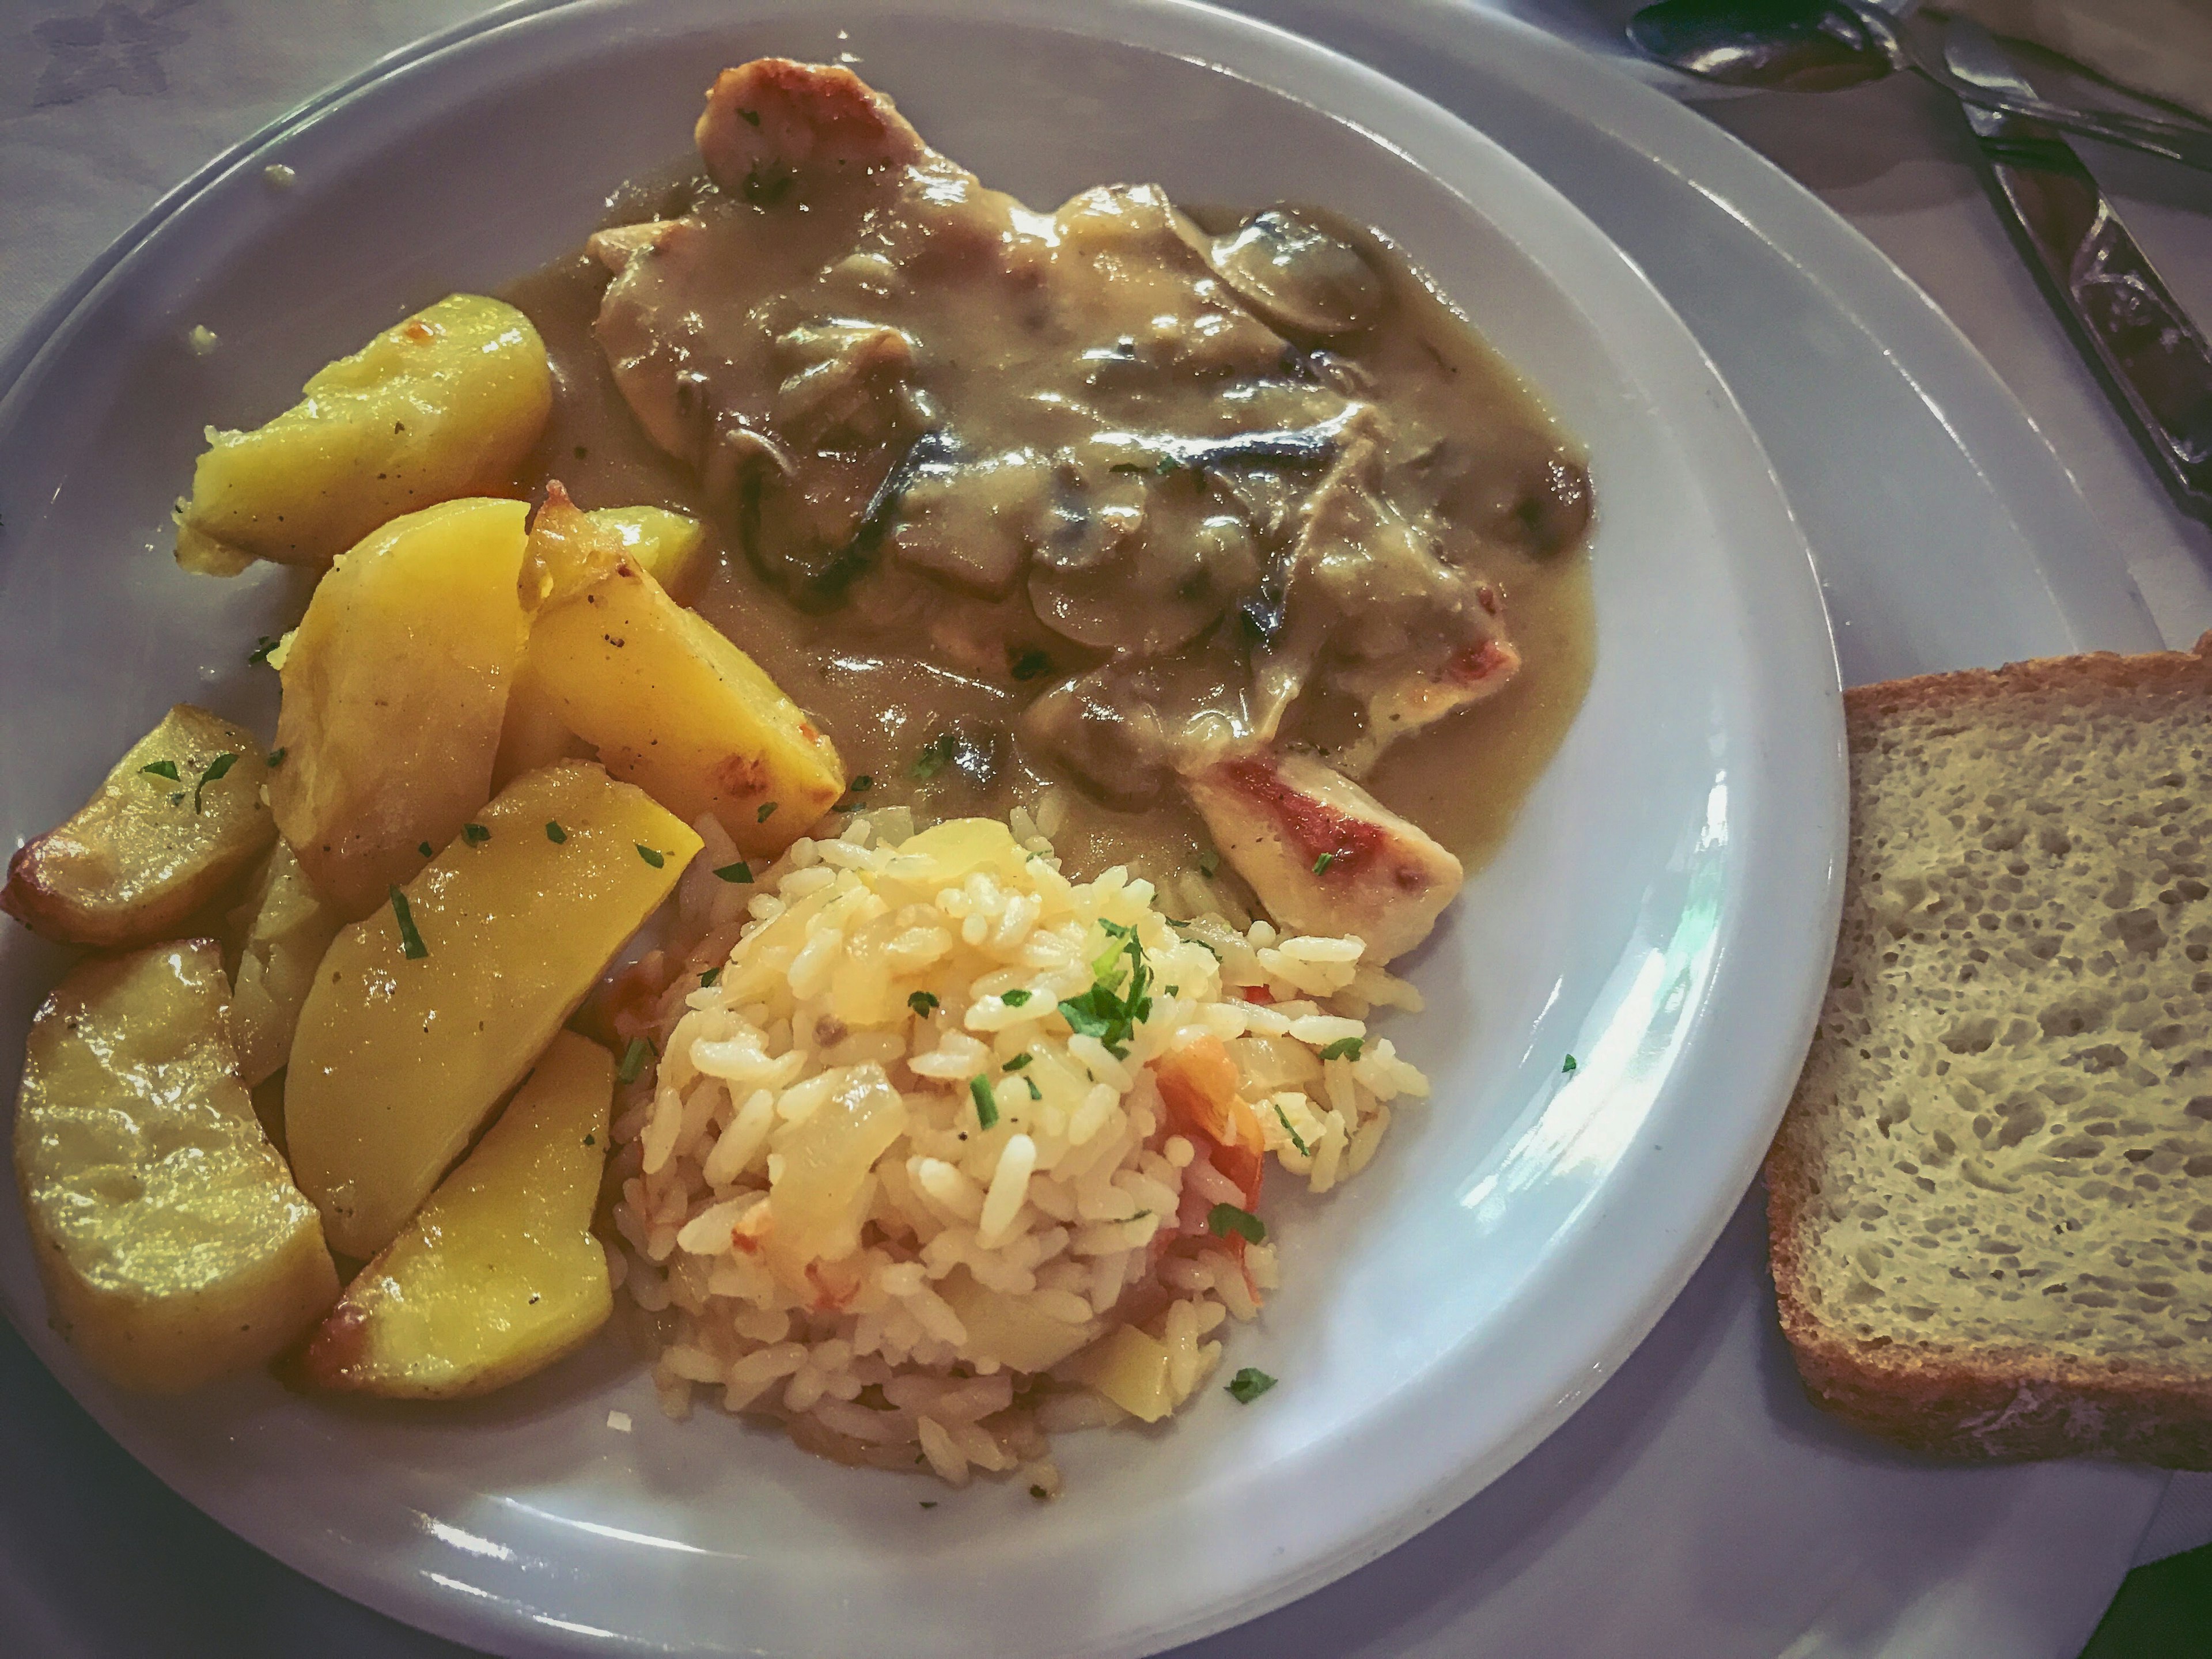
{"left": 1184, "top": 748, "right": 1462, "bottom": 962}
{"left": 695, "top": 59, "right": 927, "bottom": 193}
{"left": 1329, "top": 627, "right": 1522, "bottom": 778}
{"left": 1247, "top": 416, "right": 1517, "bottom": 747}
{"left": 586, "top": 220, "right": 681, "bottom": 275}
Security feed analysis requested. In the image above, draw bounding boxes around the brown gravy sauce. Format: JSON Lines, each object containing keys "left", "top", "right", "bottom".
{"left": 503, "top": 178, "right": 1594, "bottom": 901}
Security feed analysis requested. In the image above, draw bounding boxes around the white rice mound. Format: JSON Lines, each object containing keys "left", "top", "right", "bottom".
{"left": 607, "top": 805, "right": 1429, "bottom": 1487}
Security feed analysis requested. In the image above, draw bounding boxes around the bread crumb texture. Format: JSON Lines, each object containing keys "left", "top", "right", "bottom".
{"left": 1768, "top": 639, "right": 2212, "bottom": 1465}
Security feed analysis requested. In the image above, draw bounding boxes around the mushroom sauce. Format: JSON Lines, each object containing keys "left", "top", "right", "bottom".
{"left": 502, "top": 69, "right": 1594, "bottom": 912}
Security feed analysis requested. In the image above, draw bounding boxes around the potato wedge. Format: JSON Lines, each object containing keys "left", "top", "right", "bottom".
{"left": 285, "top": 761, "right": 699, "bottom": 1259}
{"left": 490, "top": 677, "right": 593, "bottom": 790}
{"left": 173, "top": 294, "right": 552, "bottom": 573}
{"left": 2, "top": 704, "right": 274, "bottom": 948}
{"left": 515, "top": 491, "right": 842, "bottom": 854}
{"left": 224, "top": 841, "right": 342, "bottom": 1088}
{"left": 586, "top": 505, "right": 710, "bottom": 597}
{"left": 271, "top": 496, "right": 531, "bottom": 918}
{"left": 13, "top": 941, "right": 338, "bottom": 1392}
{"left": 301, "top": 1031, "right": 613, "bottom": 1397}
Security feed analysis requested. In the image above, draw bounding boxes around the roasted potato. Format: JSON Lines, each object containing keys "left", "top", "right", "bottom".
{"left": 224, "top": 841, "right": 342, "bottom": 1088}
{"left": 285, "top": 760, "right": 700, "bottom": 1259}
{"left": 490, "top": 677, "right": 594, "bottom": 790}
{"left": 586, "top": 505, "right": 709, "bottom": 597}
{"left": 301, "top": 1031, "right": 613, "bottom": 1397}
{"left": 13, "top": 941, "right": 338, "bottom": 1392}
{"left": 173, "top": 294, "right": 552, "bottom": 573}
{"left": 2, "top": 704, "right": 274, "bottom": 948}
{"left": 271, "top": 495, "right": 532, "bottom": 918}
{"left": 515, "top": 490, "right": 843, "bottom": 855}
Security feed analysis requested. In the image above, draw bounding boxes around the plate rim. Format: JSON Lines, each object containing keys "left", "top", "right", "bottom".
{"left": 0, "top": 1, "right": 1844, "bottom": 1654}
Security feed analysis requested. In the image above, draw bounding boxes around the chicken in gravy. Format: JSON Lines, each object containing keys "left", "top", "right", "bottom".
{"left": 521, "top": 59, "right": 1596, "bottom": 960}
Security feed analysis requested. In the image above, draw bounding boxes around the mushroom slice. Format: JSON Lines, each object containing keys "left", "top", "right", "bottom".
{"left": 1183, "top": 748, "right": 1462, "bottom": 963}
{"left": 1203, "top": 209, "right": 1384, "bottom": 340}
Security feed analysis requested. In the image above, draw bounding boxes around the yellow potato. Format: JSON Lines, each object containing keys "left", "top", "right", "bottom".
{"left": 301, "top": 1031, "right": 613, "bottom": 1397}
{"left": 173, "top": 294, "right": 552, "bottom": 573}
{"left": 285, "top": 761, "right": 699, "bottom": 1259}
{"left": 1067, "top": 1324, "right": 1175, "bottom": 1423}
{"left": 224, "top": 841, "right": 341, "bottom": 1088}
{"left": 490, "top": 677, "right": 594, "bottom": 790}
{"left": 13, "top": 941, "right": 338, "bottom": 1392}
{"left": 1, "top": 704, "right": 274, "bottom": 948}
{"left": 586, "top": 505, "right": 710, "bottom": 597}
{"left": 516, "top": 494, "right": 843, "bottom": 854}
{"left": 271, "top": 496, "right": 531, "bottom": 919}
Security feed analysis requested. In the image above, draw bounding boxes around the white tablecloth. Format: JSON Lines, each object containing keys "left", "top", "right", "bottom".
{"left": 4, "top": 0, "right": 2210, "bottom": 1585}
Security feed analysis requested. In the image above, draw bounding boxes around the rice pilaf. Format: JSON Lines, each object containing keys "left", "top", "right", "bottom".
{"left": 607, "top": 805, "right": 1429, "bottom": 1487}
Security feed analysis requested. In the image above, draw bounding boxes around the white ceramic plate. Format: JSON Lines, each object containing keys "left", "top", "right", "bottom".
{"left": 0, "top": 2, "right": 1842, "bottom": 1654}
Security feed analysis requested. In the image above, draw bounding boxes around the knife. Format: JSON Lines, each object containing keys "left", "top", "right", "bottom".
{"left": 1942, "top": 18, "right": 2212, "bottom": 525}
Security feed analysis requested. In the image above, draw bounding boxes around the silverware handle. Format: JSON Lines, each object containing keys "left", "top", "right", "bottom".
{"left": 1947, "top": 82, "right": 2212, "bottom": 172}
{"left": 1976, "top": 130, "right": 2212, "bottom": 521}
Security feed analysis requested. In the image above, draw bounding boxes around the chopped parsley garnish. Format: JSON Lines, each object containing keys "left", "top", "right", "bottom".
{"left": 1029, "top": 1484, "right": 1050, "bottom": 1501}
{"left": 1057, "top": 920, "right": 1153, "bottom": 1059}
{"left": 1024, "top": 1078, "right": 1041, "bottom": 1101}
{"left": 1319, "top": 1036, "right": 1363, "bottom": 1063}
{"left": 911, "top": 731, "right": 957, "bottom": 779}
{"left": 1209, "top": 1203, "right": 1266, "bottom": 1244}
{"left": 737, "top": 107, "right": 762, "bottom": 126}
{"left": 1562, "top": 1053, "right": 1579, "bottom": 1074}
{"left": 615, "top": 1037, "right": 654, "bottom": 1085}
{"left": 247, "top": 635, "right": 282, "bottom": 666}
{"left": 1002, "top": 988, "right": 1032, "bottom": 1007}
{"left": 388, "top": 887, "right": 427, "bottom": 959}
{"left": 418, "top": 841, "right": 435, "bottom": 858}
{"left": 635, "top": 843, "right": 665, "bottom": 869}
{"left": 919, "top": 1500, "right": 937, "bottom": 1509}
{"left": 756, "top": 801, "right": 779, "bottom": 823}
{"left": 194, "top": 753, "right": 237, "bottom": 813}
{"left": 714, "top": 861, "right": 753, "bottom": 884}
{"left": 1312, "top": 851, "right": 1336, "bottom": 874}
{"left": 462, "top": 823, "right": 490, "bottom": 844}
{"left": 908, "top": 990, "right": 939, "bottom": 1017}
{"left": 1226, "top": 1368, "right": 1277, "bottom": 1404}
{"left": 1009, "top": 647, "right": 1052, "bottom": 681}
{"left": 1108, "top": 461, "right": 1146, "bottom": 475}
{"left": 1002, "top": 1052, "right": 1032, "bottom": 1071}
{"left": 545, "top": 820, "right": 567, "bottom": 843}
{"left": 1197, "top": 850, "right": 1220, "bottom": 877}
{"left": 698, "top": 965, "right": 722, "bottom": 988}
{"left": 266, "top": 747, "right": 287, "bottom": 768}
{"left": 848, "top": 775, "right": 873, "bottom": 792}
{"left": 141, "top": 759, "right": 180, "bottom": 782}
{"left": 1273, "top": 1103, "right": 1310, "bottom": 1156}
{"left": 969, "top": 1075, "right": 999, "bottom": 1130}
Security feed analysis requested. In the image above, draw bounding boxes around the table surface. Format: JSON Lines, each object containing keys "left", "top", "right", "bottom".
{"left": 3, "top": 0, "right": 2211, "bottom": 1644}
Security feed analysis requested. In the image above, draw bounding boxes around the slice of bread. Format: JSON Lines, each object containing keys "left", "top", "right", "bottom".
{"left": 1767, "top": 635, "right": 2212, "bottom": 1465}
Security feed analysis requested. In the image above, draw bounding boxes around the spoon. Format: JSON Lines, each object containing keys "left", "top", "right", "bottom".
{"left": 1627, "top": 0, "right": 2212, "bottom": 172}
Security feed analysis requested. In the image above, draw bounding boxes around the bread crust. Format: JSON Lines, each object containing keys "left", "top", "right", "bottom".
{"left": 1767, "top": 632, "right": 2212, "bottom": 1467}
